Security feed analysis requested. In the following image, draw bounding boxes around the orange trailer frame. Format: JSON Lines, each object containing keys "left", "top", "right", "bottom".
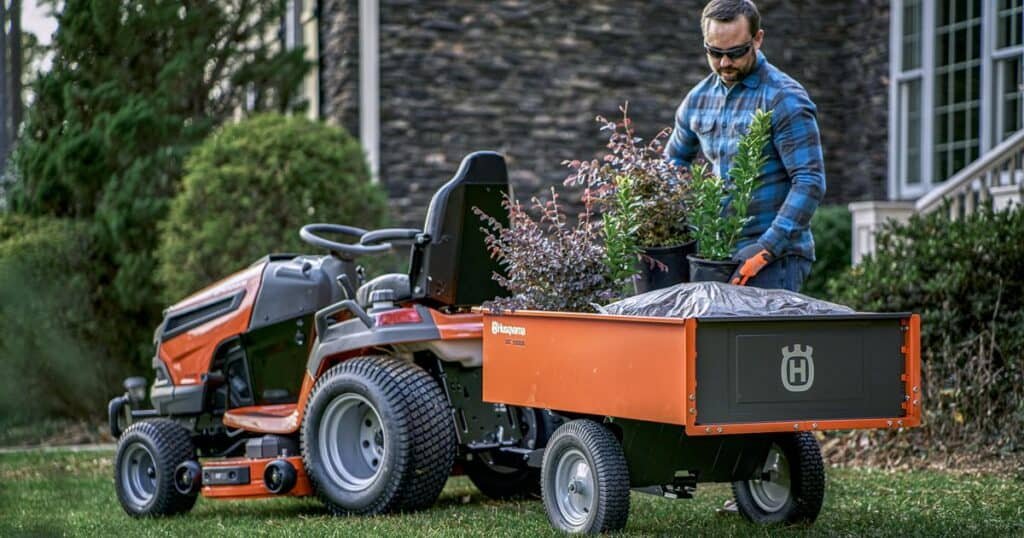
{"left": 482, "top": 310, "right": 921, "bottom": 436}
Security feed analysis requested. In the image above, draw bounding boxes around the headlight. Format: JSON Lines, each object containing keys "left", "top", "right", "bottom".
{"left": 123, "top": 377, "right": 148, "bottom": 404}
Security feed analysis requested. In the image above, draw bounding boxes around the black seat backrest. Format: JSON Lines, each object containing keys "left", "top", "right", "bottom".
{"left": 410, "top": 151, "right": 510, "bottom": 307}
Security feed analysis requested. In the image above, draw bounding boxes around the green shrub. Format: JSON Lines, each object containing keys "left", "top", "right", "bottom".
{"left": 802, "top": 204, "right": 851, "bottom": 299}
{"left": 157, "top": 114, "right": 389, "bottom": 300}
{"left": 0, "top": 215, "right": 124, "bottom": 421}
{"left": 828, "top": 206, "right": 1024, "bottom": 458}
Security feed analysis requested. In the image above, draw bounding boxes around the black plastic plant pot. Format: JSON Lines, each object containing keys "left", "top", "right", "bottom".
{"left": 687, "top": 254, "right": 739, "bottom": 283}
{"left": 634, "top": 240, "right": 697, "bottom": 294}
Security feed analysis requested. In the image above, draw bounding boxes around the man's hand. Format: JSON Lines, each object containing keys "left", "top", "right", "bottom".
{"left": 730, "top": 243, "right": 775, "bottom": 286}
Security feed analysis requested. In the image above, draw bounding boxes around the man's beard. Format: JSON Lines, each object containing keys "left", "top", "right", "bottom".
{"left": 717, "top": 64, "right": 748, "bottom": 82}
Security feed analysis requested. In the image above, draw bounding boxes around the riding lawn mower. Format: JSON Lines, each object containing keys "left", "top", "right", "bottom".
{"left": 108, "top": 151, "right": 554, "bottom": 516}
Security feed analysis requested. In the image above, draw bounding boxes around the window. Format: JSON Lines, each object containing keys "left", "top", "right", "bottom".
{"left": 898, "top": 1, "right": 923, "bottom": 187}
{"left": 890, "top": 1, "right": 1024, "bottom": 199}
{"left": 995, "top": 0, "right": 1024, "bottom": 143}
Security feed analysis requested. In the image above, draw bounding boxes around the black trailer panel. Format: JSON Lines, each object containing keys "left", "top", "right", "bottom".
{"left": 695, "top": 315, "right": 908, "bottom": 425}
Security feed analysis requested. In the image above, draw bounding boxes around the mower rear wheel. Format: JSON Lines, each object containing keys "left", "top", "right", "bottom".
{"left": 301, "top": 355, "right": 456, "bottom": 515}
{"left": 114, "top": 419, "right": 198, "bottom": 517}
{"left": 731, "top": 432, "right": 825, "bottom": 524}
{"left": 541, "top": 420, "right": 630, "bottom": 534}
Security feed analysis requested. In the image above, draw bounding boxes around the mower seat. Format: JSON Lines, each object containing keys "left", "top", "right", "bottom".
{"left": 356, "top": 273, "right": 411, "bottom": 307}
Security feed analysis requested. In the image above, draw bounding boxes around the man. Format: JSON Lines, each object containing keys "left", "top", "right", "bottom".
{"left": 666, "top": 0, "right": 825, "bottom": 293}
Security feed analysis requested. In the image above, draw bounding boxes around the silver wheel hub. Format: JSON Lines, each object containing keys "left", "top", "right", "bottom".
{"left": 120, "top": 442, "right": 157, "bottom": 506}
{"left": 319, "top": 393, "right": 385, "bottom": 491}
{"left": 748, "top": 444, "right": 791, "bottom": 512}
{"left": 553, "top": 449, "right": 594, "bottom": 526}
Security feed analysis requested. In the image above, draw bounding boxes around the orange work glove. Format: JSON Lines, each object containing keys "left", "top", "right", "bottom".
{"left": 730, "top": 244, "right": 775, "bottom": 286}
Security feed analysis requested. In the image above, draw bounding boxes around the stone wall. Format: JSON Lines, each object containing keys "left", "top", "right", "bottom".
{"left": 320, "top": 0, "right": 890, "bottom": 227}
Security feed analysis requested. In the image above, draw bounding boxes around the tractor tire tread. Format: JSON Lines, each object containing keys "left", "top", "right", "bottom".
{"left": 114, "top": 418, "right": 197, "bottom": 517}
{"left": 301, "top": 355, "right": 455, "bottom": 515}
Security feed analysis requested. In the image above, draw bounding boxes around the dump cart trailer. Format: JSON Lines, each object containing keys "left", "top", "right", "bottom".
{"left": 482, "top": 310, "right": 921, "bottom": 533}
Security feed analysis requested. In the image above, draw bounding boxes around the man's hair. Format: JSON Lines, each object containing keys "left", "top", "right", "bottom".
{"left": 701, "top": 0, "right": 761, "bottom": 37}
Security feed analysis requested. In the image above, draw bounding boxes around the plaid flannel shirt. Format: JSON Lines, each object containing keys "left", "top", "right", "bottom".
{"left": 666, "top": 51, "right": 826, "bottom": 260}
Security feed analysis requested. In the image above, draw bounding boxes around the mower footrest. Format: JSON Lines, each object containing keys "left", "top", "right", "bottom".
{"left": 223, "top": 403, "right": 299, "bottom": 434}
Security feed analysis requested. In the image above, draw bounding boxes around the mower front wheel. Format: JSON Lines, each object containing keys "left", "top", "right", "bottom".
{"left": 301, "top": 355, "right": 456, "bottom": 515}
{"left": 731, "top": 432, "right": 825, "bottom": 525}
{"left": 113, "top": 419, "right": 198, "bottom": 517}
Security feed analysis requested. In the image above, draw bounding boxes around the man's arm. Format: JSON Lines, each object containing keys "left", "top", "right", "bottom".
{"left": 757, "top": 90, "right": 826, "bottom": 256}
{"left": 665, "top": 97, "right": 700, "bottom": 168}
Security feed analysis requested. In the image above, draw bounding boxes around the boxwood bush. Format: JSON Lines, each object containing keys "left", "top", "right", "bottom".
{"left": 802, "top": 204, "right": 851, "bottom": 299}
{"left": 0, "top": 215, "right": 123, "bottom": 421}
{"left": 157, "top": 114, "right": 389, "bottom": 300}
{"left": 828, "top": 205, "right": 1024, "bottom": 460}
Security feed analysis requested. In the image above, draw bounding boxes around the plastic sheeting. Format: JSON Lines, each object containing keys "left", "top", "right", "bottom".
{"left": 598, "top": 281, "right": 855, "bottom": 318}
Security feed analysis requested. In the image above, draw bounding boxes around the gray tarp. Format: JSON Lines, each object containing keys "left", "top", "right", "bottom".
{"left": 598, "top": 281, "right": 855, "bottom": 318}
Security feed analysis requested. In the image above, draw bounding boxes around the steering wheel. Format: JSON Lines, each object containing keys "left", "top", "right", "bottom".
{"left": 300, "top": 224, "right": 391, "bottom": 257}
{"left": 359, "top": 228, "right": 424, "bottom": 247}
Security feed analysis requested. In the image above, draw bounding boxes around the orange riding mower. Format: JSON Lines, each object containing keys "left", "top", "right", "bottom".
{"left": 109, "top": 152, "right": 920, "bottom": 533}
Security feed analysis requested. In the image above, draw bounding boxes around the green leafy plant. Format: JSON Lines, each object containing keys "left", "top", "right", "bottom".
{"left": 601, "top": 175, "right": 644, "bottom": 283}
{"left": 802, "top": 204, "right": 852, "bottom": 298}
{"left": 157, "top": 114, "right": 388, "bottom": 300}
{"left": 565, "top": 104, "right": 692, "bottom": 279}
{"left": 828, "top": 205, "right": 1024, "bottom": 459}
{"left": 9, "top": 0, "right": 310, "bottom": 370}
{"left": 690, "top": 109, "right": 773, "bottom": 260}
{"left": 0, "top": 215, "right": 119, "bottom": 422}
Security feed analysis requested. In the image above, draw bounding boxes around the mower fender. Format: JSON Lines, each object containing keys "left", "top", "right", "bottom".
{"left": 306, "top": 304, "right": 440, "bottom": 377}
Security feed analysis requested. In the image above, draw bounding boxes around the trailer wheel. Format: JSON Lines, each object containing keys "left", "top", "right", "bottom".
{"left": 541, "top": 420, "right": 630, "bottom": 534}
{"left": 113, "top": 419, "right": 198, "bottom": 517}
{"left": 301, "top": 355, "right": 456, "bottom": 515}
{"left": 732, "top": 432, "right": 825, "bottom": 524}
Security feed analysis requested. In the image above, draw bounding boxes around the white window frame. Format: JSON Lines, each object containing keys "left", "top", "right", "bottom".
{"left": 889, "top": 0, "right": 1024, "bottom": 201}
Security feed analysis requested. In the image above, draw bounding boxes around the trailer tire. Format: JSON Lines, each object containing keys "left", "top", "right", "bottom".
{"left": 541, "top": 420, "right": 630, "bottom": 534}
{"left": 114, "top": 419, "right": 198, "bottom": 517}
{"left": 301, "top": 355, "right": 456, "bottom": 515}
{"left": 732, "top": 432, "right": 825, "bottom": 525}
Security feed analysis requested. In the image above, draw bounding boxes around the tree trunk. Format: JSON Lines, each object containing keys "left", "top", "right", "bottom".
{"left": 9, "top": 0, "right": 20, "bottom": 135}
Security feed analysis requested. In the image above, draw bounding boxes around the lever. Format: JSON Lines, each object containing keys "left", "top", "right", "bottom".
{"left": 336, "top": 274, "right": 356, "bottom": 300}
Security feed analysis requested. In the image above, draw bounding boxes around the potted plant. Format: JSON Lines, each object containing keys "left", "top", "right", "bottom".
{"left": 475, "top": 188, "right": 623, "bottom": 313}
{"left": 565, "top": 105, "right": 694, "bottom": 293}
{"left": 687, "top": 109, "right": 773, "bottom": 282}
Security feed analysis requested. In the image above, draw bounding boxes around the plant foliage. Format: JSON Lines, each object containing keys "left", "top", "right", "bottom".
{"left": 802, "top": 204, "right": 852, "bottom": 299}
{"left": 690, "top": 109, "right": 772, "bottom": 260}
{"left": 476, "top": 189, "right": 621, "bottom": 313}
{"left": 0, "top": 214, "right": 120, "bottom": 421}
{"left": 565, "top": 105, "right": 692, "bottom": 275}
{"left": 158, "top": 114, "right": 388, "bottom": 300}
{"left": 7, "top": 0, "right": 309, "bottom": 368}
{"left": 829, "top": 205, "right": 1024, "bottom": 458}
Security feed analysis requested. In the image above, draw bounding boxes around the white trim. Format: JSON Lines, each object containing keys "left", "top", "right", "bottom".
{"left": 980, "top": 0, "right": 995, "bottom": 159}
{"left": 919, "top": 0, "right": 935, "bottom": 198}
{"left": 359, "top": 0, "right": 380, "bottom": 183}
{"left": 887, "top": 1, "right": 901, "bottom": 201}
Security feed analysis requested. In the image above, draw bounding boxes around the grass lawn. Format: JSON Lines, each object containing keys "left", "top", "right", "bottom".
{"left": 0, "top": 450, "right": 1021, "bottom": 536}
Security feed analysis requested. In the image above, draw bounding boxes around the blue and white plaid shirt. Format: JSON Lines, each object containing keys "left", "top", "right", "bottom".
{"left": 666, "top": 51, "right": 826, "bottom": 261}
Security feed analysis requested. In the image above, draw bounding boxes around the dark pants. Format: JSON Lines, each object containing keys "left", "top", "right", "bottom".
{"left": 744, "top": 255, "right": 812, "bottom": 293}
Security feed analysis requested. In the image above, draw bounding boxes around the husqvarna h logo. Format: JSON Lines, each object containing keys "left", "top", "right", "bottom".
{"left": 780, "top": 345, "right": 814, "bottom": 392}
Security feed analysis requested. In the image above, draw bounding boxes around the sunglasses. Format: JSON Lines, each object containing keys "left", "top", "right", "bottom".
{"left": 704, "top": 41, "right": 753, "bottom": 60}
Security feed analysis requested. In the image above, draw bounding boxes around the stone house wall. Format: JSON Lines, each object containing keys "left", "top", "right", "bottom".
{"left": 320, "top": 0, "right": 890, "bottom": 227}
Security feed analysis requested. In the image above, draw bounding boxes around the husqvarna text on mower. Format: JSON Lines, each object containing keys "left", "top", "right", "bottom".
{"left": 109, "top": 152, "right": 557, "bottom": 517}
